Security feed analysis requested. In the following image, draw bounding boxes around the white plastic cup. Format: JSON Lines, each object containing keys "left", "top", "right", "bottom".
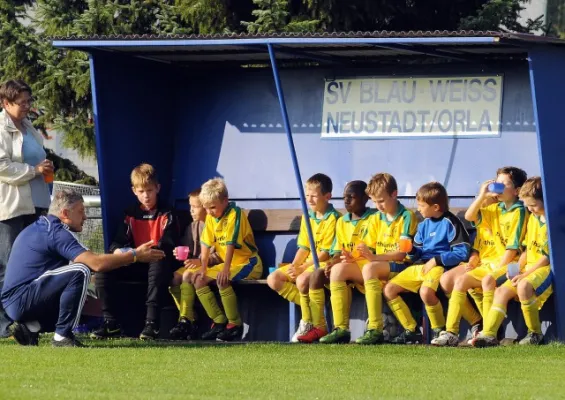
{"left": 507, "top": 262, "right": 520, "bottom": 278}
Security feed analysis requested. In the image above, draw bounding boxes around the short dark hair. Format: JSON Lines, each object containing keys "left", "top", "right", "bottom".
{"left": 345, "top": 180, "right": 368, "bottom": 197}
{"left": 416, "top": 181, "right": 449, "bottom": 212}
{"left": 306, "top": 173, "right": 333, "bottom": 195}
{"left": 496, "top": 166, "right": 527, "bottom": 189}
{"left": 0, "top": 79, "right": 32, "bottom": 104}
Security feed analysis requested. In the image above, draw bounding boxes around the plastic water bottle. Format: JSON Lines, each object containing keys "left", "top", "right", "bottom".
{"left": 507, "top": 262, "right": 520, "bottom": 278}
{"left": 488, "top": 182, "right": 505, "bottom": 194}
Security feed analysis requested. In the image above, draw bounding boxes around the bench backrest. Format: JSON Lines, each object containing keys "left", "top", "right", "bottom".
{"left": 244, "top": 207, "right": 474, "bottom": 233}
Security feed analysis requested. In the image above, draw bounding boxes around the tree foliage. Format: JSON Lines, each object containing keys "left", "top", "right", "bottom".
{"left": 0, "top": 0, "right": 549, "bottom": 183}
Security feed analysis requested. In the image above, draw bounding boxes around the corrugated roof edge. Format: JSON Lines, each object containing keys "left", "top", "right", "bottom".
{"left": 48, "top": 30, "right": 565, "bottom": 44}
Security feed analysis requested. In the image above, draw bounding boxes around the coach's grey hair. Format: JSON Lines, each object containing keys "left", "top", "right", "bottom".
{"left": 48, "top": 189, "right": 84, "bottom": 216}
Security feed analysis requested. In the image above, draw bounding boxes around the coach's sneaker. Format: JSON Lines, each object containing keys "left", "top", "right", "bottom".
{"left": 319, "top": 328, "right": 351, "bottom": 344}
{"left": 90, "top": 319, "right": 123, "bottom": 339}
{"left": 471, "top": 333, "right": 498, "bottom": 348}
{"left": 52, "top": 334, "right": 85, "bottom": 348}
{"left": 291, "top": 319, "right": 312, "bottom": 343}
{"left": 217, "top": 323, "right": 243, "bottom": 342}
{"left": 201, "top": 323, "right": 227, "bottom": 341}
{"left": 390, "top": 329, "right": 423, "bottom": 344}
{"left": 139, "top": 320, "right": 159, "bottom": 340}
{"left": 169, "top": 318, "right": 197, "bottom": 340}
{"left": 297, "top": 327, "right": 327, "bottom": 343}
{"left": 356, "top": 329, "right": 385, "bottom": 345}
{"left": 9, "top": 322, "right": 39, "bottom": 346}
{"left": 431, "top": 331, "right": 459, "bottom": 347}
{"left": 519, "top": 332, "right": 544, "bottom": 345}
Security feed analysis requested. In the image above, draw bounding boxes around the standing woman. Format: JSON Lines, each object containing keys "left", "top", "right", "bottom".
{"left": 0, "top": 79, "right": 54, "bottom": 336}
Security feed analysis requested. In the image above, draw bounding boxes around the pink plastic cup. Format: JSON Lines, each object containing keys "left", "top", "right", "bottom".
{"left": 175, "top": 246, "right": 190, "bottom": 261}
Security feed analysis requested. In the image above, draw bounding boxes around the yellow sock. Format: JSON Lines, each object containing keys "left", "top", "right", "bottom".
{"left": 169, "top": 285, "right": 181, "bottom": 310}
{"left": 483, "top": 303, "right": 506, "bottom": 337}
{"left": 344, "top": 284, "right": 353, "bottom": 325}
{"left": 300, "top": 293, "right": 312, "bottom": 323}
{"left": 461, "top": 297, "right": 482, "bottom": 326}
{"left": 521, "top": 297, "right": 542, "bottom": 334}
{"left": 180, "top": 283, "right": 196, "bottom": 321}
{"left": 425, "top": 302, "right": 445, "bottom": 330}
{"left": 483, "top": 290, "right": 494, "bottom": 318}
{"left": 446, "top": 290, "right": 466, "bottom": 334}
{"left": 365, "top": 279, "right": 383, "bottom": 331}
{"left": 469, "top": 289, "right": 484, "bottom": 317}
{"left": 330, "top": 282, "right": 349, "bottom": 330}
{"left": 196, "top": 286, "right": 227, "bottom": 324}
{"left": 219, "top": 286, "right": 241, "bottom": 326}
{"left": 277, "top": 282, "right": 301, "bottom": 305}
{"left": 387, "top": 297, "right": 417, "bottom": 332}
{"left": 309, "top": 288, "right": 326, "bottom": 329}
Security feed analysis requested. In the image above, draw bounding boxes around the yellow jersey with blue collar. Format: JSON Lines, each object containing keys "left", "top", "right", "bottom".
{"left": 200, "top": 202, "right": 258, "bottom": 266}
{"left": 367, "top": 202, "right": 418, "bottom": 255}
{"left": 297, "top": 204, "right": 341, "bottom": 261}
{"left": 523, "top": 214, "right": 549, "bottom": 268}
{"left": 331, "top": 208, "right": 376, "bottom": 256}
{"left": 476, "top": 200, "right": 528, "bottom": 261}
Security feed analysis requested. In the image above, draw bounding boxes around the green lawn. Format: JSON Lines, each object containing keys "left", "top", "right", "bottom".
{"left": 1, "top": 337, "right": 564, "bottom": 399}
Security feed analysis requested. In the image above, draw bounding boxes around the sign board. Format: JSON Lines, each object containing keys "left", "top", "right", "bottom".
{"left": 321, "top": 76, "right": 503, "bottom": 139}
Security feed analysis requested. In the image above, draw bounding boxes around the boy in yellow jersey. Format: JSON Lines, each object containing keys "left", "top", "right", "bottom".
{"left": 355, "top": 173, "right": 418, "bottom": 345}
{"left": 432, "top": 167, "right": 527, "bottom": 346}
{"left": 267, "top": 173, "right": 340, "bottom": 342}
{"left": 473, "top": 177, "right": 552, "bottom": 347}
{"left": 168, "top": 188, "right": 221, "bottom": 340}
{"left": 193, "top": 178, "right": 262, "bottom": 341}
{"left": 310, "top": 180, "right": 374, "bottom": 344}
{"left": 383, "top": 182, "right": 471, "bottom": 344}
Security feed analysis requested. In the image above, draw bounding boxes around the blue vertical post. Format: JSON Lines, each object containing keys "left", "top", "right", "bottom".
{"left": 528, "top": 47, "right": 565, "bottom": 341}
{"left": 267, "top": 44, "right": 320, "bottom": 270}
{"left": 268, "top": 44, "right": 320, "bottom": 340}
{"left": 88, "top": 54, "right": 111, "bottom": 252}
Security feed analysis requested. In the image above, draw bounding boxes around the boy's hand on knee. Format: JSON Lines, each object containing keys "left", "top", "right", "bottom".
{"left": 183, "top": 258, "right": 201, "bottom": 269}
{"left": 194, "top": 268, "right": 206, "bottom": 282}
{"left": 217, "top": 269, "right": 230, "bottom": 287}
{"left": 340, "top": 250, "right": 355, "bottom": 264}
{"left": 464, "top": 263, "right": 476, "bottom": 272}
{"left": 511, "top": 274, "right": 525, "bottom": 287}
{"left": 422, "top": 258, "right": 437, "bottom": 275}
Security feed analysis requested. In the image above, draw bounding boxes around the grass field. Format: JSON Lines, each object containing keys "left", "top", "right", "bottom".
{"left": 2, "top": 337, "right": 564, "bottom": 399}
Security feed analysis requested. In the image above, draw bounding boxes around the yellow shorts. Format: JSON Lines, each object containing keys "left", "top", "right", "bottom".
{"left": 467, "top": 262, "right": 508, "bottom": 286}
{"left": 174, "top": 266, "right": 199, "bottom": 276}
{"left": 205, "top": 257, "right": 263, "bottom": 282}
{"left": 356, "top": 262, "right": 408, "bottom": 294}
{"left": 388, "top": 264, "right": 445, "bottom": 293}
{"left": 501, "top": 266, "right": 553, "bottom": 309}
{"left": 304, "top": 262, "right": 329, "bottom": 274}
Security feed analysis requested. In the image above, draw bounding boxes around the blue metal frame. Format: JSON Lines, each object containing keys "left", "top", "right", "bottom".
{"left": 267, "top": 44, "right": 320, "bottom": 271}
{"left": 88, "top": 54, "right": 112, "bottom": 251}
{"left": 528, "top": 47, "right": 565, "bottom": 341}
{"left": 53, "top": 36, "right": 500, "bottom": 49}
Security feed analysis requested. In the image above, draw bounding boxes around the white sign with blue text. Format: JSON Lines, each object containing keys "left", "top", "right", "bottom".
{"left": 321, "top": 75, "right": 503, "bottom": 139}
